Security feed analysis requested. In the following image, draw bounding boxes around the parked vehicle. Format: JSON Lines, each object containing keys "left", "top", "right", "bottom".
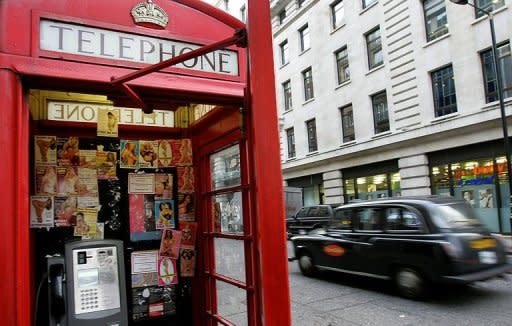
{"left": 291, "top": 196, "right": 512, "bottom": 300}
{"left": 286, "top": 204, "right": 340, "bottom": 237}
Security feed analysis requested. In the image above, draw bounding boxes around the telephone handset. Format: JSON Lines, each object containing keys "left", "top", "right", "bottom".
{"left": 47, "top": 240, "right": 128, "bottom": 326}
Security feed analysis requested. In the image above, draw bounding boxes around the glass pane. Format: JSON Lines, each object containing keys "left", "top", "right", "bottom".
{"left": 216, "top": 281, "right": 248, "bottom": 326}
{"left": 214, "top": 238, "right": 246, "bottom": 282}
{"left": 211, "top": 145, "right": 241, "bottom": 190}
{"left": 213, "top": 192, "right": 243, "bottom": 234}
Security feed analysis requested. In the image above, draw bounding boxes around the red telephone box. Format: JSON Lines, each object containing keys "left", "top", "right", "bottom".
{"left": 0, "top": 0, "right": 290, "bottom": 325}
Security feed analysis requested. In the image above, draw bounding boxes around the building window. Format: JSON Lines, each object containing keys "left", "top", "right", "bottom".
{"left": 240, "top": 5, "right": 246, "bottom": 23}
{"left": 223, "top": 0, "right": 229, "bottom": 11}
{"left": 331, "top": 0, "right": 344, "bottom": 30}
{"left": 306, "top": 119, "right": 318, "bottom": 152}
{"left": 371, "top": 91, "right": 389, "bottom": 134}
{"left": 286, "top": 128, "right": 296, "bottom": 158}
{"left": 302, "top": 67, "right": 314, "bottom": 101}
{"left": 432, "top": 65, "right": 457, "bottom": 117}
{"left": 423, "top": 0, "right": 448, "bottom": 42}
{"left": 481, "top": 42, "right": 512, "bottom": 103}
{"left": 298, "top": 0, "right": 306, "bottom": 8}
{"left": 362, "top": 0, "right": 378, "bottom": 9}
{"left": 340, "top": 104, "right": 355, "bottom": 142}
{"left": 366, "top": 27, "right": 383, "bottom": 70}
{"left": 335, "top": 46, "right": 350, "bottom": 84}
{"left": 283, "top": 80, "right": 293, "bottom": 111}
{"left": 299, "top": 24, "right": 310, "bottom": 52}
{"left": 279, "top": 40, "right": 289, "bottom": 65}
{"left": 475, "top": 0, "right": 505, "bottom": 18}
{"left": 279, "top": 9, "right": 286, "bottom": 25}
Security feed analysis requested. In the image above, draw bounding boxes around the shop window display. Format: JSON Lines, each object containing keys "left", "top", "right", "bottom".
{"left": 431, "top": 157, "right": 510, "bottom": 233}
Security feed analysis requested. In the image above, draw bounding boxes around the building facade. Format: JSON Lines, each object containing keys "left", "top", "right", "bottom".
{"left": 270, "top": 0, "right": 512, "bottom": 233}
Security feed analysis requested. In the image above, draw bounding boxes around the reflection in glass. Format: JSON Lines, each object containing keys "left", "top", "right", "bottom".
{"left": 214, "top": 238, "right": 246, "bottom": 282}
{"left": 211, "top": 145, "right": 241, "bottom": 190}
{"left": 214, "top": 192, "right": 243, "bottom": 234}
{"left": 216, "top": 281, "right": 248, "bottom": 326}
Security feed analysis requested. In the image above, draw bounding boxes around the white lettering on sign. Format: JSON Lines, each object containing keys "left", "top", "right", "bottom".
{"left": 47, "top": 101, "right": 174, "bottom": 127}
{"left": 40, "top": 19, "right": 239, "bottom": 76}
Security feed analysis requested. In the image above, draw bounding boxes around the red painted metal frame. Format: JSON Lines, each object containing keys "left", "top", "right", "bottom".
{"left": 246, "top": 0, "right": 292, "bottom": 324}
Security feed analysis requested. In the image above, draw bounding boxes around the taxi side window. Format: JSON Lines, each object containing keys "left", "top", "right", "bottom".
{"left": 357, "top": 208, "right": 382, "bottom": 231}
{"left": 296, "top": 207, "right": 309, "bottom": 218}
{"left": 317, "top": 206, "right": 329, "bottom": 217}
{"left": 308, "top": 206, "right": 320, "bottom": 217}
{"left": 331, "top": 209, "right": 353, "bottom": 230}
{"left": 385, "top": 207, "right": 422, "bottom": 231}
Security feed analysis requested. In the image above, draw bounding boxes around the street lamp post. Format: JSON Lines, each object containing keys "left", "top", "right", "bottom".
{"left": 450, "top": 0, "right": 512, "bottom": 233}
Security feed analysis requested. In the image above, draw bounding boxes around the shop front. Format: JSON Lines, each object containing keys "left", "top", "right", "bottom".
{"left": 0, "top": 1, "right": 290, "bottom": 325}
{"left": 430, "top": 140, "right": 511, "bottom": 234}
{"left": 342, "top": 160, "right": 401, "bottom": 203}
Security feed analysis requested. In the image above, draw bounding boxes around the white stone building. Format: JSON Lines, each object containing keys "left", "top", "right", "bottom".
{"left": 271, "top": 0, "right": 512, "bottom": 233}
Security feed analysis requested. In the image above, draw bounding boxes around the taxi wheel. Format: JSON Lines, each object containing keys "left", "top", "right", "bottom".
{"left": 395, "top": 267, "right": 426, "bottom": 300}
{"left": 298, "top": 252, "right": 316, "bottom": 277}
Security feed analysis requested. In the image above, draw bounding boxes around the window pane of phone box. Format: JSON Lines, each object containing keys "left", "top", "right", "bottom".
{"left": 214, "top": 238, "right": 246, "bottom": 283}
{"left": 215, "top": 280, "right": 248, "bottom": 326}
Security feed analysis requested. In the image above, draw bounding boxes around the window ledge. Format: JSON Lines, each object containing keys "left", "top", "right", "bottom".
{"left": 431, "top": 112, "right": 460, "bottom": 124}
{"left": 365, "top": 64, "right": 384, "bottom": 76}
{"left": 339, "top": 140, "right": 356, "bottom": 148}
{"left": 306, "top": 151, "right": 319, "bottom": 157}
{"left": 299, "top": 47, "right": 311, "bottom": 57}
{"left": 330, "top": 23, "right": 346, "bottom": 35}
{"left": 283, "top": 108, "right": 294, "bottom": 114}
{"left": 302, "top": 98, "right": 315, "bottom": 106}
{"left": 423, "top": 33, "right": 451, "bottom": 48}
{"left": 371, "top": 130, "right": 391, "bottom": 139}
{"left": 359, "top": 1, "right": 378, "bottom": 15}
{"left": 286, "top": 157, "right": 297, "bottom": 162}
{"left": 471, "top": 6, "right": 507, "bottom": 26}
{"left": 480, "top": 96, "right": 512, "bottom": 110}
{"left": 335, "top": 80, "right": 351, "bottom": 90}
{"left": 280, "top": 62, "right": 290, "bottom": 69}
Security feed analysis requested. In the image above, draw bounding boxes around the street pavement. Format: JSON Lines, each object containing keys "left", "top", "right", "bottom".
{"left": 287, "top": 241, "right": 512, "bottom": 326}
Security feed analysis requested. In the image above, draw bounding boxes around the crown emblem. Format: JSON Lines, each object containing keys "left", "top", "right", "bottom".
{"left": 131, "top": 0, "right": 169, "bottom": 29}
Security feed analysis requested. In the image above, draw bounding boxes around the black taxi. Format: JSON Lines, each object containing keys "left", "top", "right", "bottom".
{"left": 291, "top": 196, "right": 512, "bottom": 299}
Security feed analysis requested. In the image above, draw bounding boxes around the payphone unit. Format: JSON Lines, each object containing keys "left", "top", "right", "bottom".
{"left": 47, "top": 240, "right": 128, "bottom": 326}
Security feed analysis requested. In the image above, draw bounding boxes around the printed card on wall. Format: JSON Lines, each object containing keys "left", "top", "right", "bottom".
{"left": 97, "top": 108, "right": 119, "bottom": 137}
{"left": 159, "top": 228, "right": 182, "bottom": 259}
{"left": 78, "top": 167, "right": 98, "bottom": 196}
{"left": 79, "top": 149, "right": 97, "bottom": 168}
{"left": 73, "top": 207, "right": 98, "bottom": 237}
{"left": 177, "top": 166, "right": 194, "bottom": 193}
{"left": 179, "top": 221, "right": 197, "bottom": 248}
{"left": 57, "top": 136, "right": 80, "bottom": 166}
{"left": 170, "top": 139, "right": 193, "bottom": 166}
{"left": 155, "top": 199, "right": 175, "bottom": 229}
{"left": 178, "top": 193, "right": 195, "bottom": 221}
{"left": 158, "top": 257, "right": 178, "bottom": 286}
{"left": 158, "top": 140, "right": 172, "bottom": 167}
{"left": 132, "top": 286, "right": 177, "bottom": 321}
{"left": 77, "top": 196, "right": 99, "bottom": 208}
{"left": 130, "top": 194, "right": 161, "bottom": 242}
{"left": 129, "top": 194, "right": 145, "bottom": 234}
{"left": 155, "top": 173, "right": 173, "bottom": 199}
{"left": 54, "top": 196, "right": 77, "bottom": 227}
{"left": 139, "top": 140, "right": 158, "bottom": 168}
{"left": 35, "top": 165, "right": 57, "bottom": 195}
{"left": 57, "top": 166, "right": 79, "bottom": 195}
{"left": 96, "top": 150, "right": 117, "bottom": 180}
{"left": 131, "top": 250, "right": 159, "bottom": 288}
{"left": 30, "top": 195, "right": 54, "bottom": 228}
{"left": 128, "top": 173, "right": 155, "bottom": 194}
{"left": 180, "top": 248, "right": 196, "bottom": 277}
{"left": 34, "top": 135, "right": 57, "bottom": 165}
{"left": 120, "top": 140, "right": 140, "bottom": 169}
